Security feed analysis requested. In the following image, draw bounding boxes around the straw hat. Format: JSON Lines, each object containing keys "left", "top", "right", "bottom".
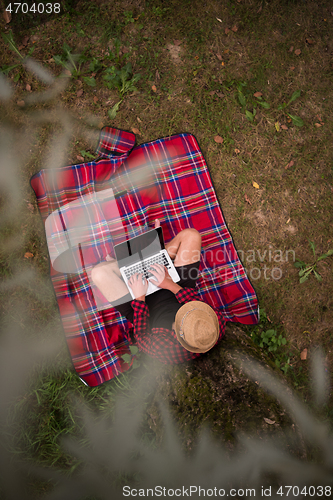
{"left": 174, "top": 301, "right": 219, "bottom": 353}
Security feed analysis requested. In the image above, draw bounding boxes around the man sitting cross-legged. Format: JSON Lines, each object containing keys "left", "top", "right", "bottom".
{"left": 91, "top": 220, "right": 226, "bottom": 364}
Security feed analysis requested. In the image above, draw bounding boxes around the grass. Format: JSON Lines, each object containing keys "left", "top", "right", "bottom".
{"left": 1, "top": 0, "right": 333, "bottom": 495}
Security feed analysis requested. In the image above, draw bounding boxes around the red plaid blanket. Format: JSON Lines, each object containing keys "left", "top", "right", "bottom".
{"left": 30, "top": 127, "right": 259, "bottom": 386}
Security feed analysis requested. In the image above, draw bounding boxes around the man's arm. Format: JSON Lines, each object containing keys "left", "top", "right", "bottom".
{"left": 166, "top": 281, "right": 183, "bottom": 295}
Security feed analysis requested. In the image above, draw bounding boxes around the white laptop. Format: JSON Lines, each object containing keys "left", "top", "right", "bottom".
{"left": 114, "top": 227, "right": 180, "bottom": 299}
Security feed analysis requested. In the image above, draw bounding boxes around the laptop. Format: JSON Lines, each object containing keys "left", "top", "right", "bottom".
{"left": 114, "top": 227, "right": 180, "bottom": 299}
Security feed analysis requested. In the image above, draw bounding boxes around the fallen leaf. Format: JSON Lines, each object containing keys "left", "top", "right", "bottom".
{"left": 3, "top": 9, "right": 11, "bottom": 23}
{"left": 285, "top": 160, "right": 295, "bottom": 169}
{"left": 264, "top": 418, "right": 276, "bottom": 425}
{"left": 93, "top": 96, "right": 98, "bottom": 103}
{"left": 131, "top": 127, "right": 140, "bottom": 135}
{"left": 216, "top": 53, "right": 222, "bottom": 60}
{"left": 224, "top": 49, "right": 229, "bottom": 54}
{"left": 289, "top": 46, "right": 294, "bottom": 53}
{"left": 21, "top": 36, "right": 29, "bottom": 47}
{"left": 174, "top": 39, "right": 182, "bottom": 45}
{"left": 275, "top": 122, "right": 280, "bottom": 132}
{"left": 234, "top": 148, "right": 240, "bottom": 154}
{"left": 231, "top": 25, "right": 238, "bottom": 32}
{"left": 294, "top": 48, "right": 301, "bottom": 55}
{"left": 77, "top": 89, "right": 83, "bottom": 97}
{"left": 221, "top": 61, "right": 225, "bottom": 66}
{"left": 209, "top": 90, "right": 216, "bottom": 96}
{"left": 225, "top": 27, "right": 230, "bottom": 34}
{"left": 281, "top": 124, "right": 288, "bottom": 130}
{"left": 24, "top": 252, "right": 34, "bottom": 259}
{"left": 216, "top": 92, "right": 225, "bottom": 98}
{"left": 245, "top": 194, "right": 252, "bottom": 205}
{"left": 290, "top": 66, "right": 295, "bottom": 71}
{"left": 98, "top": 122, "right": 104, "bottom": 129}
{"left": 214, "top": 135, "right": 224, "bottom": 144}
{"left": 137, "top": 117, "right": 142, "bottom": 124}
{"left": 301, "top": 348, "right": 307, "bottom": 360}
{"left": 252, "top": 181, "right": 259, "bottom": 189}
{"left": 216, "top": 17, "right": 222, "bottom": 23}
{"left": 26, "top": 84, "right": 31, "bottom": 91}
{"left": 151, "top": 85, "right": 157, "bottom": 92}
{"left": 17, "top": 100, "right": 25, "bottom": 107}
{"left": 286, "top": 218, "right": 290, "bottom": 224}
{"left": 315, "top": 123, "right": 322, "bottom": 127}
{"left": 316, "top": 114, "right": 324, "bottom": 123}
{"left": 76, "top": 155, "right": 84, "bottom": 162}
{"left": 253, "top": 92, "right": 262, "bottom": 98}
{"left": 155, "top": 69, "right": 160, "bottom": 80}
{"left": 305, "top": 38, "right": 314, "bottom": 44}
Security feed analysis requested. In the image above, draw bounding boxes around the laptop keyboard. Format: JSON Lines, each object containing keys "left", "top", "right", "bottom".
{"left": 124, "top": 253, "right": 169, "bottom": 280}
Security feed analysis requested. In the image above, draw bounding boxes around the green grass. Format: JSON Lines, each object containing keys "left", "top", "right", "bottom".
{"left": 0, "top": 0, "right": 333, "bottom": 495}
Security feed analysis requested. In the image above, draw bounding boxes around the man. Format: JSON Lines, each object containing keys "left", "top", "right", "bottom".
{"left": 91, "top": 220, "right": 226, "bottom": 364}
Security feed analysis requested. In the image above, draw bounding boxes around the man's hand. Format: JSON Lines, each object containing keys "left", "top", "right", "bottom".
{"left": 149, "top": 264, "right": 174, "bottom": 290}
{"left": 128, "top": 273, "right": 148, "bottom": 301}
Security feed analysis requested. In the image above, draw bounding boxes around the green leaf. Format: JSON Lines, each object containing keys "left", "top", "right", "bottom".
{"left": 79, "top": 150, "right": 95, "bottom": 159}
{"left": 300, "top": 273, "right": 310, "bottom": 284}
{"left": 238, "top": 92, "right": 246, "bottom": 107}
{"left": 245, "top": 110, "right": 254, "bottom": 122}
{"left": 281, "top": 338, "right": 287, "bottom": 345}
{"left": 82, "top": 76, "right": 96, "bottom": 87}
{"left": 277, "top": 102, "right": 287, "bottom": 110}
{"left": 299, "top": 266, "right": 312, "bottom": 277}
{"left": 294, "top": 261, "right": 304, "bottom": 269}
{"left": 313, "top": 269, "right": 322, "bottom": 282}
{"left": 129, "top": 345, "right": 139, "bottom": 355}
{"left": 62, "top": 43, "right": 72, "bottom": 55}
{"left": 258, "top": 101, "right": 270, "bottom": 109}
{"left": 317, "top": 249, "right": 333, "bottom": 261}
{"left": 89, "top": 58, "right": 103, "bottom": 72}
{"left": 108, "top": 100, "right": 122, "bottom": 119}
{"left": 1, "top": 63, "right": 20, "bottom": 75}
{"left": 2, "top": 32, "right": 23, "bottom": 60}
{"left": 275, "top": 359, "right": 281, "bottom": 368}
{"left": 288, "top": 89, "right": 301, "bottom": 104}
{"left": 121, "top": 353, "right": 131, "bottom": 363}
{"left": 265, "top": 329, "right": 276, "bottom": 337}
{"left": 53, "top": 55, "right": 66, "bottom": 66}
{"left": 308, "top": 239, "right": 316, "bottom": 257}
{"left": 287, "top": 113, "right": 304, "bottom": 127}
{"left": 131, "top": 359, "right": 140, "bottom": 370}
{"left": 13, "top": 72, "right": 20, "bottom": 82}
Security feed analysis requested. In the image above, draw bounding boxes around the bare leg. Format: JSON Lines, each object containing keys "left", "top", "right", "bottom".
{"left": 165, "top": 228, "right": 201, "bottom": 267}
{"left": 90, "top": 259, "right": 129, "bottom": 303}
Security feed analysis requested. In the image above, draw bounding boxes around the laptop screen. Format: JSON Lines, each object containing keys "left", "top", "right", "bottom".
{"left": 114, "top": 227, "right": 164, "bottom": 266}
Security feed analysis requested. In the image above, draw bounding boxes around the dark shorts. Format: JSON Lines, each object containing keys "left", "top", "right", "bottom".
{"left": 112, "top": 260, "right": 200, "bottom": 325}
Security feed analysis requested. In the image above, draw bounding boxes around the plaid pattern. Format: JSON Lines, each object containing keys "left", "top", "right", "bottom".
{"left": 30, "top": 127, "right": 259, "bottom": 387}
{"left": 128, "top": 288, "right": 226, "bottom": 364}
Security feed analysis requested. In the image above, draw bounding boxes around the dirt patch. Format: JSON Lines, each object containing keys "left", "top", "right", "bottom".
{"left": 166, "top": 43, "right": 183, "bottom": 64}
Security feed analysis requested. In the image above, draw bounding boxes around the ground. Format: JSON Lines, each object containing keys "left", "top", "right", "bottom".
{"left": 0, "top": 0, "right": 332, "bottom": 495}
